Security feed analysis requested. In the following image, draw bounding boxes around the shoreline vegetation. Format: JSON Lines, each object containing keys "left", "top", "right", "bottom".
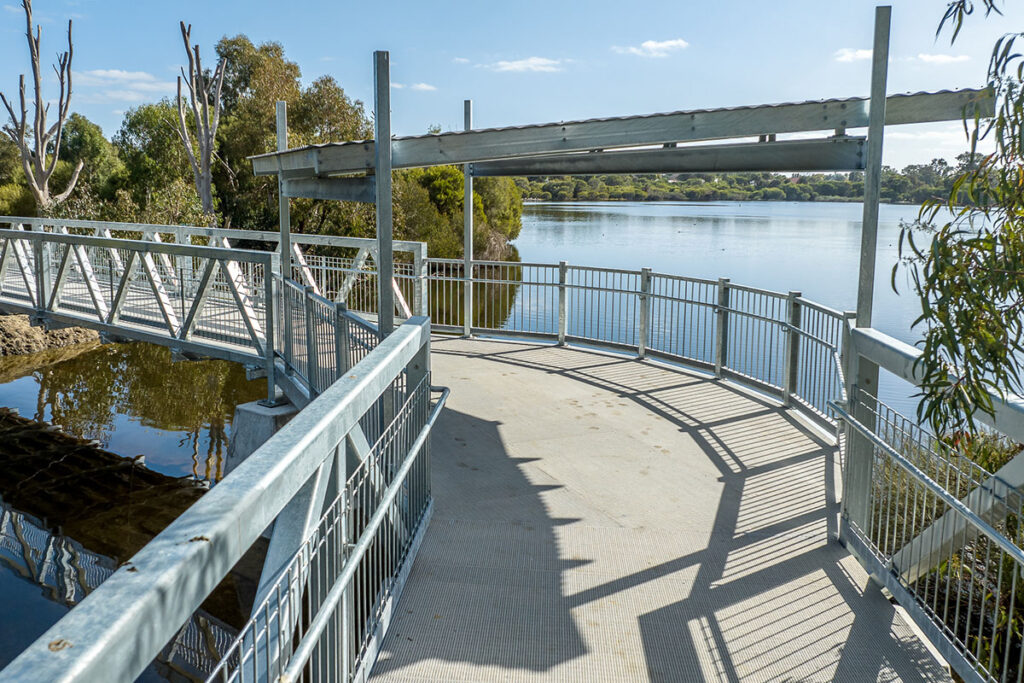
{"left": 514, "top": 155, "right": 979, "bottom": 206}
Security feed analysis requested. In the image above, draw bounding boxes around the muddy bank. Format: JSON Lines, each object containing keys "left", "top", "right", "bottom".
{"left": 0, "top": 314, "right": 97, "bottom": 356}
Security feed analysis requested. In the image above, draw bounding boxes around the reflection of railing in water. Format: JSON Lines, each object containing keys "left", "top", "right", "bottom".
{"left": 0, "top": 499, "right": 236, "bottom": 680}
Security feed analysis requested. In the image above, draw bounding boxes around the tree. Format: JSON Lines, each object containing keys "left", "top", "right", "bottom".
{"left": 176, "top": 22, "right": 226, "bottom": 217}
{"left": 0, "top": 0, "right": 81, "bottom": 215}
{"left": 59, "top": 114, "right": 125, "bottom": 199}
{"left": 114, "top": 101, "right": 193, "bottom": 207}
{"left": 895, "top": 0, "right": 1024, "bottom": 433}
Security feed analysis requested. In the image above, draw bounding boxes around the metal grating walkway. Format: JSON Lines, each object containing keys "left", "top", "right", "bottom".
{"left": 370, "top": 337, "right": 950, "bottom": 682}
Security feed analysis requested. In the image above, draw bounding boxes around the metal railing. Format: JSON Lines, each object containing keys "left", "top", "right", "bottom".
{"left": 279, "top": 277, "right": 382, "bottom": 400}
{"left": 835, "top": 391, "right": 1024, "bottom": 683}
{"left": 1, "top": 317, "right": 442, "bottom": 683}
{"left": 0, "top": 227, "right": 277, "bottom": 403}
{"left": 0, "top": 216, "right": 430, "bottom": 321}
{"left": 422, "top": 258, "right": 848, "bottom": 429}
{"left": 837, "top": 325, "right": 1024, "bottom": 683}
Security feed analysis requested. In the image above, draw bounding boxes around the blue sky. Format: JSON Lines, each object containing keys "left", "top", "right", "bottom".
{"left": 1, "top": 0, "right": 1021, "bottom": 169}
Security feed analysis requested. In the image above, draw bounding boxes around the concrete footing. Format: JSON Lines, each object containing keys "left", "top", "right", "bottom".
{"left": 226, "top": 400, "right": 299, "bottom": 476}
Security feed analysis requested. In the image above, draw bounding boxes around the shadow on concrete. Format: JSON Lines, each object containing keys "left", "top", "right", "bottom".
{"left": 370, "top": 404, "right": 587, "bottom": 675}
{"left": 371, "top": 338, "right": 949, "bottom": 681}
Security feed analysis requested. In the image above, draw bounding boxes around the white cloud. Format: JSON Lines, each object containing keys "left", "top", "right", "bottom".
{"left": 834, "top": 48, "right": 872, "bottom": 62}
{"left": 917, "top": 53, "right": 970, "bottom": 64}
{"left": 73, "top": 69, "right": 176, "bottom": 104}
{"left": 612, "top": 38, "right": 689, "bottom": 58}
{"left": 391, "top": 82, "right": 405, "bottom": 89}
{"left": 486, "top": 57, "right": 562, "bottom": 73}
{"left": 452, "top": 57, "right": 470, "bottom": 64}
{"left": 410, "top": 83, "right": 437, "bottom": 91}
{"left": 2, "top": 4, "right": 21, "bottom": 13}
{"left": 76, "top": 69, "right": 176, "bottom": 92}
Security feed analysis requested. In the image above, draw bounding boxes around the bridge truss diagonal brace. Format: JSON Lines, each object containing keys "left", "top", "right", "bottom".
{"left": 139, "top": 251, "right": 181, "bottom": 336}
{"left": 106, "top": 252, "right": 139, "bottom": 326}
{"left": 46, "top": 245, "right": 73, "bottom": 312}
{"left": 336, "top": 248, "right": 370, "bottom": 304}
{"left": 178, "top": 259, "right": 219, "bottom": 341}
{"left": 216, "top": 237, "right": 266, "bottom": 351}
{"left": 9, "top": 227, "right": 38, "bottom": 305}
{"left": 347, "top": 425, "right": 410, "bottom": 540}
{"left": 57, "top": 226, "right": 110, "bottom": 322}
{"left": 143, "top": 232, "right": 182, "bottom": 290}
{"left": 0, "top": 241, "right": 13, "bottom": 299}
{"left": 291, "top": 243, "right": 322, "bottom": 297}
{"left": 251, "top": 441, "right": 339, "bottom": 617}
{"left": 217, "top": 258, "right": 266, "bottom": 355}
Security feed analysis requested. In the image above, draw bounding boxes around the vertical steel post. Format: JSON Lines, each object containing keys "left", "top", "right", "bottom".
{"left": 638, "top": 267, "right": 651, "bottom": 359}
{"left": 715, "top": 277, "right": 730, "bottom": 377}
{"left": 462, "top": 100, "right": 474, "bottom": 337}
{"left": 847, "top": 5, "right": 891, "bottom": 532}
{"left": 276, "top": 101, "right": 293, "bottom": 373}
{"left": 558, "top": 261, "right": 568, "bottom": 345}
{"left": 413, "top": 243, "right": 428, "bottom": 316}
{"left": 783, "top": 291, "right": 801, "bottom": 406}
{"left": 304, "top": 286, "right": 319, "bottom": 396}
{"left": 33, "top": 240, "right": 47, "bottom": 313}
{"left": 261, "top": 255, "right": 278, "bottom": 406}
{"left": 335, "top": 304, "right": 351, "bottom": 375}
{"left": 374, "top": 51, "right": 395, "bottom": 337}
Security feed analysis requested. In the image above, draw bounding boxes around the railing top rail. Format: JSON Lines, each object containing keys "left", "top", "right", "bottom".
{"left": 0, "top": 317, "right": 431, "bottom": 683}
{"left": 0, "top": 228, "right": 274, "bottom": 265}
{"left": 649, "top": 271, "right": 719, "bottom": 287}
{"left": 796, "top": 296, "right": 848, "bottom": 319}
{"left": 850, "top": 326, "right": 1024, "bottom": 444}
{"left": 0, "top": 216, "right": 427, "bottom": 255}
{"left": 723, "top": 281, "right": 789, "bottom": 299}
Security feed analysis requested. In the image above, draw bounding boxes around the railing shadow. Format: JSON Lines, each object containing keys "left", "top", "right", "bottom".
{"left": 372, "top": 338, "right": 949, "bottom": 681}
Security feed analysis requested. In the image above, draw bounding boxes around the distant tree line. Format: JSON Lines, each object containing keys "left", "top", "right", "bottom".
{"left": 514, "top": 155, "right": 982, "bottom": 205}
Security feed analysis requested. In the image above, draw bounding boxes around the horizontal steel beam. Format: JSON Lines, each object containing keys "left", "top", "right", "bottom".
{"left": 851, "top": 326, "right": 1024, "bottom": 443}
{"left": 251, "top": 88, "right": 993, "bottom": 177}
{"left": 0, "top": 317, "right": 432, "bottom": 683}
{"left": 472, "top": 137, "right": 866, "bottom": 176}
{"left": 282, "top": 177, "right": 376, "bottom": 203}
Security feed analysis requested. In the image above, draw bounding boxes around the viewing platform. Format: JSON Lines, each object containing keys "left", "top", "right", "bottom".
{"left": 371, "top": 337, "right": 948, "bottom": 681}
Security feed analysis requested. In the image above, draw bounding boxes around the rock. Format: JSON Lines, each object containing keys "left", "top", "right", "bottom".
{"left": 0, "top": 313, "right": 98, "bottom": 356}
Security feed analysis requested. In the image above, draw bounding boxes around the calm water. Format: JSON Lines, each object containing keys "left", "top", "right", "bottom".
{"left": 515, "top": 200, "right": 927, "bottom": 416}
{"left": 0, "top": 342, "right": 265, "bottom": 676}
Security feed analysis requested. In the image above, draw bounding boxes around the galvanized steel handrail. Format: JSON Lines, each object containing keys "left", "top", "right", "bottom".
{"left": 0, "top": 317, "right": 433, "bottom": 683}
{"left": 831, "top": 400, "right": 1024, "bottom": 568}
{"left": 421, "top": 255, "right": 847, "bottom": 428}
{"left": 278, "top": 385, "right": 449, "bottom": 682}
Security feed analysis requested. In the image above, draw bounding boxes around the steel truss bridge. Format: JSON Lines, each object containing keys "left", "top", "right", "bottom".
{"left": 3, "top": 6, "right": 1024, "bottom": 682}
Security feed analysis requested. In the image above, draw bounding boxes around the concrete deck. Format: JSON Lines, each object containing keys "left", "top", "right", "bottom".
{"left": 370, "top": 337, "right": 949, "bottom": 682}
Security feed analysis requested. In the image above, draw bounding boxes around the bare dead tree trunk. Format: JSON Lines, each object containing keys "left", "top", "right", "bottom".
{"left": 0, "top": 0, "right": 83, "bottom": 216}
{"left": 175, "top": 21, "right": 226, "bottom": 220}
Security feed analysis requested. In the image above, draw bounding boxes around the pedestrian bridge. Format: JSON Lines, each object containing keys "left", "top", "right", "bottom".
{"left": 2, "top": 9, "right": 1024, "bottom": 678}
{"left": 372, "top": 337, "right": 946, "bottom": 681}
{"left": 2, "top": 217, "right": 1024, "bottom": 683}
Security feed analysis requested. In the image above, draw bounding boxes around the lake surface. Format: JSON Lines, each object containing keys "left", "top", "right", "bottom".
{"left": 515, "top": 200, "right": 927, "bottom": 416}
{"left": 0, "top": 342, "right": 265, "bottom": 677}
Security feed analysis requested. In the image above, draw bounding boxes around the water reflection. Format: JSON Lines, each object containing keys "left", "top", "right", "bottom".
{"left": 0, "top": 341, "right": 266, "bottom": 484}
{"left": 0, "top": 407, "right": 245, "bottom": 680}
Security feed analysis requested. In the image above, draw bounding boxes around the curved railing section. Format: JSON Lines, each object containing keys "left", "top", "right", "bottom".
{"left": 421, "top": 258, "right": 850, "bottom": 430}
